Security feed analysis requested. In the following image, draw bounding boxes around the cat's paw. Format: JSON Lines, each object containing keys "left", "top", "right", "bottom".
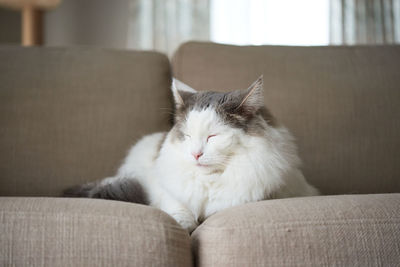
{"left": 63, "top": 182, "right": 97, "bottom": 197}
{"left": 172, "top": 212, "right": 198, "bottom": 232}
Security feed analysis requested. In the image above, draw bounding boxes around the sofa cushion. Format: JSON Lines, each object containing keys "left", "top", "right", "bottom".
{"left": 0, "top": 197, "right": 192, "bottom": 266}
{"left": 192, "top": 194, "right": 400, "bottom": 267}
{"left": 0, "top": 46, "right": 173, "bottom": 196}
{"left": 172, "top": 42, "right": 400, "bottom": 195}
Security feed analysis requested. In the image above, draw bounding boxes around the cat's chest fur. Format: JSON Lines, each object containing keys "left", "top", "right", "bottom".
{"left": 154, "top": 143, "right": 223, "bottom": 219}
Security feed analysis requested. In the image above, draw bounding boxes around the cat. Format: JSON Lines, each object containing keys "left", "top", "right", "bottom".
{"left": 64, "top": 76, "right": 319, "bottom": 232}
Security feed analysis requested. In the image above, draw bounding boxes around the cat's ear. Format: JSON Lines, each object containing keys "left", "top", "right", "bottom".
{"left": 236, "top": 75, "right": 264, "bottom": 112}
{"left": 171, "top": 78, "right": 197, "bottom": 108}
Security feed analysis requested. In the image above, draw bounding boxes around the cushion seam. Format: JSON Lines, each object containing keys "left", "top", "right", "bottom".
{"left": 195, "top": 217, "right": 400, "bottom": 232}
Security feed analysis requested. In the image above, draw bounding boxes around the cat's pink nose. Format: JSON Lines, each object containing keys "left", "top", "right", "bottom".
{"left": 192, "top": 152, "right": 203, "bottom": 160}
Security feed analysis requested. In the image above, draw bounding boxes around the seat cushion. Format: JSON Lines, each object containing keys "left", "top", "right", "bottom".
{"left": 172, "top": 42, "right": 400, "bottom": 195}
{"left": 192, "top": 194, "right": 400, "bottom": 267}
{"left": 0, "top": 197, "right": 192, "bottom": 267}
{"left": 0, "top": 46, "right": 172, "bottom": 196}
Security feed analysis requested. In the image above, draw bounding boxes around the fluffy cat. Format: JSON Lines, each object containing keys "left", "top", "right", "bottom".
{"left": 64, "top": 77, "right": 319, "bottom": 232}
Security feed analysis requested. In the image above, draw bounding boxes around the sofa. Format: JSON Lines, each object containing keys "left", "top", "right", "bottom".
{"left": 1, "top": 42, "right": 399, "bottom": 266}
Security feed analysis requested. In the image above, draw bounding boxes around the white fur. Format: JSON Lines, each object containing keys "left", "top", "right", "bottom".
{"left": 106, "top": 107, "right": 318, "bottom": 231}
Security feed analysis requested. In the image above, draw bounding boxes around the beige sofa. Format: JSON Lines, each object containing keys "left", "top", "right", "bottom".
{"left": 1, "top": 42, "right": 399, "bottom": 266}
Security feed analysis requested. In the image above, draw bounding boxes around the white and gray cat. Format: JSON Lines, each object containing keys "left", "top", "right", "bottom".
{"left": 64, "top": 77, "right": 319, "bottom": 232}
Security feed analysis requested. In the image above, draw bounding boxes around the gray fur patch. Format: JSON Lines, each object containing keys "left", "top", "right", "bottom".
{"left": 173, "top": 90, "right": 277, "bottom": 137}
{"left": 154, "top": 132, "right": 167, "bottom": 160}
{"left": 63, "top": 178, "right": 148, "bottom": 205}
{"left": 170, "top": 124, "right": 185, "bottom": 142}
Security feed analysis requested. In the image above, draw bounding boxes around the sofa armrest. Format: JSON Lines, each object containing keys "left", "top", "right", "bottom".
{"left": 0, "top": 197, "right": 192, "bottom": 267}
{"left": 192, "top": 194, "right": 400, "bottom": 267}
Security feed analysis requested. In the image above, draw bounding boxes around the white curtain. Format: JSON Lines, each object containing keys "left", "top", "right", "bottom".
{"left": 45, "top": 0, "right": 400, "bottom": 54}
{"left": 126, "top": 0, "right": 332, "bottom": 51}
{"left": 126, "top": 0, "right": 210, "bottom": 57}
{"left": 330, "top": 0, "right": 400, "bottom": 44}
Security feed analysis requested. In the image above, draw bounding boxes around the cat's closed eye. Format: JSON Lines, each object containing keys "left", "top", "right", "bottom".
{"left": 207, "top": 135, "right": 217, "bottom": 142}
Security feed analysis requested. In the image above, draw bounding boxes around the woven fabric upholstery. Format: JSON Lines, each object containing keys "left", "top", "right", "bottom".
{"left": 0, "top": 46, "right": 173, "bottom": 196}
{"left": 192, "top": 194, "right": 400, "bottom": 267}
{"left": 0, "top": 197, "right": 192, "bottom": 267}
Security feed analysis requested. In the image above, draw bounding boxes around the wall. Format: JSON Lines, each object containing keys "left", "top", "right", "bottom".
{"left": 44, "top": 0, "right": 131, "bottom": 49}
{"left": 0, "top": 8, "right": 20, "bottom": 45}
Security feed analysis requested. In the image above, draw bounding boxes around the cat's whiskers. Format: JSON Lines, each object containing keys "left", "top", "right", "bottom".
{"left": 159, "top": 107, "right": 175, "bottom": 117}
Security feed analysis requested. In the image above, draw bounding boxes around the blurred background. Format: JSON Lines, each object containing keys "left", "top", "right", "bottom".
{"left": 0, "top": 0, "right": 399, "bottom": 56}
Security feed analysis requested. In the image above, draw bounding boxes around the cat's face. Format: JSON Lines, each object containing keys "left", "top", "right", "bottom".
{"left": 171, "top": 77, "right": 274, "bottom": 172}
{"left": 178, "top": 108, "right": 240, "bottom": 171}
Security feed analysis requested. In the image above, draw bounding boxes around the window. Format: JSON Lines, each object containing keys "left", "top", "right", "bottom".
{"left": 210, "top": 0, "right": 330, "bottom": 46}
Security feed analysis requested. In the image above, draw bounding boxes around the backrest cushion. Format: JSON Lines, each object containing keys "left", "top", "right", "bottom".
{"left": 0, "top": 46, "right": 172, "bottom": 196}
{"left": 172, "top": 42, "right": 400, "bottom": 195}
